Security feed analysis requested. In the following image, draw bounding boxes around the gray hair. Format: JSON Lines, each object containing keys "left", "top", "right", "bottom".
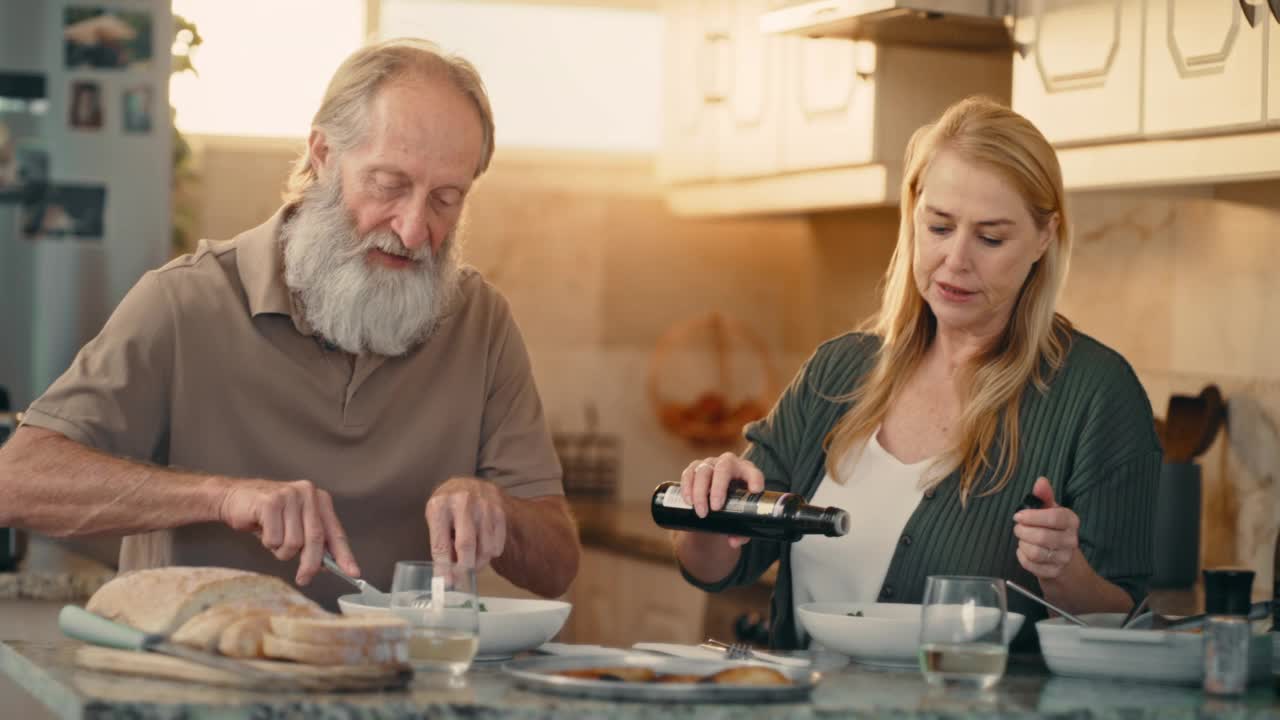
{"left": 284, "top": 37, "right": 495, "bottom": 204}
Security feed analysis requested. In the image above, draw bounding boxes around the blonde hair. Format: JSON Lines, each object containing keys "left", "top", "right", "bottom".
{"left": 284, "top": 37, "right": 495, "bottom": 204}
{"left": 824, "top": 96, "right": 1074, "bottom": 505}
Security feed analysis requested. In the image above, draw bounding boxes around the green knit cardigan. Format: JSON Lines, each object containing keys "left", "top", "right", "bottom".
{"left": 682, "top": 331, "right": 1162, "bottom": 650}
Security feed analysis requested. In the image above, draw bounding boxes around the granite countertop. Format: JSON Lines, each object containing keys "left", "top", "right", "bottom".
{"left": 0, "top": 537, "right": 114, "bottom": 602}
{"left": 4, "top": 636, "right": 1280, "bottom": 719}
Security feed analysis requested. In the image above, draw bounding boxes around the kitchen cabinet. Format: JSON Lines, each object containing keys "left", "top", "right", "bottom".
{"left": 560, "top": 548, "right": 707, "bottom": 647}
{"left": 657, "top": 0, "right": 729, "bottom": 183}
{"left": 1143, "top": 0, "right": 1266, "bottom": 136}
{"left": 659, "top": 0, "right": 784, "bottom": 182}
{"left": 717, "top": 0, "right": 785, "bottom": 179}
{"left": 1269, "top": 3, "right": 1280, "bottom": 123}
{"left": 658, "top": 0, "right": 1010, "bottom": 214}
{"left": 1011, "top": 0, "right": 1144, "bottom": 145}
{"left": 780, "top": 38, "right": 1010, "bottom": 174}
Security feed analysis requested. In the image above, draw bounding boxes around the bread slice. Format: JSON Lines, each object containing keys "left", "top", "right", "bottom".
{"left": 706, "top": 666, "right": 791, "bottom": 686}
{"left": 171, "top": 597, "right": 329, "bottom": 655}
{"left": 87, "top": 567, "right": 307, "bottom": 635}
{"left": 268, "top": 615, "right": 410, "bottom": 645}
{"left": 261, "top": 633, "right": 409, "bottom": 666}
{"left": 556, "top": 667, "right": 659, "bottom": 682}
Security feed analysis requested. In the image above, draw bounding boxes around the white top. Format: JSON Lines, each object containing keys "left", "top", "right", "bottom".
{"left": 790, "top": 427, "right": 936, "bottom": 641}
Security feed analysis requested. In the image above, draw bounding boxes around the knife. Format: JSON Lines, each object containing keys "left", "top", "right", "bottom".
{"left": 58, "top": 605, "right": 305, "bottom": 690}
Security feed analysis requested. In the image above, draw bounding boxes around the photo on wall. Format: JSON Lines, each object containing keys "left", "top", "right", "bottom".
{"left": 0, "top": 143, "right": 50, "bottom": 205}
{"left": 121, "top": 84, "right": 153, "bottom": 134}
{"left": 20, "top": 183, "right": 106, "bottom": 240}
{"left": 64, "top": 6, "right": 154, "bottom": 71}
{"left": 68, "top": 80, "right": 104, "bottom": 131}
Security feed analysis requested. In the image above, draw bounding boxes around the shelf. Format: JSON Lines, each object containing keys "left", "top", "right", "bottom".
{"left": 1058, "top": 128, "right": 1280, "bottom": 191}
{"left": 664, "top": 164, "right": 896, "bottom": 216}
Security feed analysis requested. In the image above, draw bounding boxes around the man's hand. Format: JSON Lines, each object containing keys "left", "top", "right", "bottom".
{"left": 217, "top": 478, "right": 360, "bottom": 586}
{"left": 425, "top": 477, "right": 508, "bottom": 572}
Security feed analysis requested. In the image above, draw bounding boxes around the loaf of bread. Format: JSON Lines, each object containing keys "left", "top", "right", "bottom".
{"left": 261, "top": 633, "right": 409, "bottom": 665}
{"left": 86, "top": 566, "right": 412, "bottom": 666}
{"left": 86, "top": 567, "right": 311, "bottom": 635}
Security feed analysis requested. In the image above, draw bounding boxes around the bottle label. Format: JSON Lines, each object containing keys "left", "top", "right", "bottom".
{"left": 724, "top": 492, "right": 791, "bottom": 517}
{"left": 658, "top": 486, "right": 793, "bottom": 517}
{"left": 659, "top": 486, "right": 694, "bottom": 510}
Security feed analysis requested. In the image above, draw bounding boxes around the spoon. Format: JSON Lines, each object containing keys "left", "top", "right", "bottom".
{"left": 322, "top": 552, "right": 386, "bottom": 598}
{"left": 1005, "top": 579, "right": 1089, "bottom": 627}
{"left": 1120, "top": 594, "right": 1150, "bottom": 629}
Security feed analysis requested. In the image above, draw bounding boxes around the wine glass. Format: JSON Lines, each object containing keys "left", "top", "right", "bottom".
{"left": 390, "top": 561, "right": 480, "bottom": 676}
{"left": 918, "top": 575, "right": 1008, "bottom": 690}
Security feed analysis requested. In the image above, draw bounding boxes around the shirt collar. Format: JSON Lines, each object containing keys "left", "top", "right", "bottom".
{"left": 235, "top": 204, "right": 310, "bottom": 335}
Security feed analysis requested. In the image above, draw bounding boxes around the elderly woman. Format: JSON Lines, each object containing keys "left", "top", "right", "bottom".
{"left": 672, "top": 96, "right": 1160, "bottom": 649}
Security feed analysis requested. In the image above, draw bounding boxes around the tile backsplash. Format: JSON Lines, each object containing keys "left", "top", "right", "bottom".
{"left": 190, "top": 138, "right": 1280, "bottom": 590}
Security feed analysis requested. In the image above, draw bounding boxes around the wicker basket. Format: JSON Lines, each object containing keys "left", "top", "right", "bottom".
{"left": 647, "top": 311, "right": 779, "bottom": 446}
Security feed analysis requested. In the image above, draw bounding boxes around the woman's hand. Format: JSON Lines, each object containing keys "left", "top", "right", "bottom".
{"left": 1011, "top": 476, "right": 1134, "bottom": 616}
{"left": 1012, "top": 477, "right": 1079, "bottom": 580}
{"left": 679, "top": 452, "right": 764, "bottom": 549}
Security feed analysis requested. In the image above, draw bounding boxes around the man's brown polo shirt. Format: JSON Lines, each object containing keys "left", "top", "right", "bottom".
{"left": 22, "top": 207, "right": 563, "bottom": 606}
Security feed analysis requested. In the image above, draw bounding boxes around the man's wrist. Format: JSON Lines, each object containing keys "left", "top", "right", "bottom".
{"left": 202, "top": 475, "right": 233, "bottom": 525}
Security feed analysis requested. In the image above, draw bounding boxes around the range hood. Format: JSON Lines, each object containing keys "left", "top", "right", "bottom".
{"left": 758, "top": 0, "right": 1013, "bottom": 50}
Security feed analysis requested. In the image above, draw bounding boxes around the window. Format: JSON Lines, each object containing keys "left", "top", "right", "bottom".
{"left": 169, "top": 0, "right": 366, "bottom": 137}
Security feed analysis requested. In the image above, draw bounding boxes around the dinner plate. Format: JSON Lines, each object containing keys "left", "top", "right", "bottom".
{"left": 503, "top": 653, "right": 821, "bottom": 703}
{"left": 338, "top": 593, "right": 571, "bottom": 661}
{"left": 796, "top": 602, "right": 1025, "bottom": 668}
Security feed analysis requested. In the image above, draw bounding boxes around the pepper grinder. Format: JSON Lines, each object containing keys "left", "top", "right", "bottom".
{"left": 1203, "top": 568, "right": 1255, "bottom": 695}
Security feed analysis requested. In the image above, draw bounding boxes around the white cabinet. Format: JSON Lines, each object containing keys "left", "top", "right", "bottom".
{"left": 658, "top": 0, "right": 729, "bottom": 183}
{"left": 779, "top": 37, "right": 877, "bottom": 170}
{"left": 1011, "top": 0, "right": 1144, "bottom": 145}
{"left": 658, "top": 0, "right": 1010, "bottom": 213}
{"left": 1143, "top": 0, "right": 1266, "bottom": 135}
{"left": 779, "top": 39, "right": 1010, "bottom": 173}
{"left": 1269, "top": 4, "right": 1280, "bottom": 123}
{"left": 717, "top": 0, "right": 784, "bottom": 178}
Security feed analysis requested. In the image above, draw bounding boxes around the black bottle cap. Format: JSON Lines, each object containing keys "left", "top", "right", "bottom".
{"left": 1017, "top": 493, "right": 1044, "bottom": 512}
{"left": 1204, "top": 568, "right": 1255, "bottom": 616}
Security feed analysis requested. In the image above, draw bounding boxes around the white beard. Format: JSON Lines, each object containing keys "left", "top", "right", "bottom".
{"left": 282, "top": 172, "right": 460, "bottom": 357}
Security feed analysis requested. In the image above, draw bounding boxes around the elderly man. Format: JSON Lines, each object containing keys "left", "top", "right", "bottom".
{"left": 0, "top": 38, "right": 579, "bottom": 604}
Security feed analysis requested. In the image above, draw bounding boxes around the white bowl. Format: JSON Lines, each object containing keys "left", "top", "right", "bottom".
{"left": 1037, "top": 612, "right": 1273, "bottom": 685}
{"left": 796, "top": 602, "right": 1026, "bottom": 668}
{"left": 338, "top": 593, "right": 572, "bottom": 660}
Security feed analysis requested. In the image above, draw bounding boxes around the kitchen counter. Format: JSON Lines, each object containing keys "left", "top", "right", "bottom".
{"left": 0, "top": 537, "right": 114, "bottom": 602}
{"left": 4, "top": 631, "right": 1280, "bottom": 719}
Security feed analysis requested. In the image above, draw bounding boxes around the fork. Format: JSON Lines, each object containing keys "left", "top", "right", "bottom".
{"left": 700, "top": 638, "right": 754, "bottom": 661}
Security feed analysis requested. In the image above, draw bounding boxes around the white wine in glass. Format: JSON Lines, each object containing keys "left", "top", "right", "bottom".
{"left": 391, "top": 561, "right": 480, "bottom": 676}
{"left": 918, "top": 575, "right": 1008, "bottom": 690}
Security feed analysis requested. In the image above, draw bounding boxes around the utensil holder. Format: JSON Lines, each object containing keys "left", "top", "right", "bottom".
{"left": 1151, "top": 462, "right": 1201, "bottom": 587}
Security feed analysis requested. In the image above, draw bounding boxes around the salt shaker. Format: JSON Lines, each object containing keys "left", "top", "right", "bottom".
{"left": 1203, "top": 568, "right": 1255, "bottom": 695}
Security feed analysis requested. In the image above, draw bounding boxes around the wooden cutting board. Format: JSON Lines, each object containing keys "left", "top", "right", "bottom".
{"left": 75, "top": 646, "right": 413, "bottom": 692}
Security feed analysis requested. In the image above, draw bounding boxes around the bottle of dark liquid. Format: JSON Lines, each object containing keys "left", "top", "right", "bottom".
{"left": 650, "top": 481, "right": 850, "bottom": 542}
